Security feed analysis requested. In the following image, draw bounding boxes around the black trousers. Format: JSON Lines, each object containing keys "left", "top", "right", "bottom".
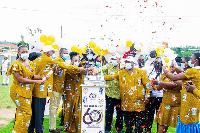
{"left": 145, "top": 97, "right": 163, "bottom": 132}
{"left": 28, "top": 97, "right": 46, "bottom": 133}
{"left": 105, "top": 95, "right": 123, "bottom": 132}
{"left": 124, "top": 111, "right": 145, "bottom": 133}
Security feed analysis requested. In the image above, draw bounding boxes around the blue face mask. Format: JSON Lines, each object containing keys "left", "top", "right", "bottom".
{"left": 96, "top": 62, "right": 101, "bottom": 68}
{"left": 188, "top": 61, "right": 194, "bottom": 68}
{"left": 87, "top": 54, "right": 93, "bottom": 60}
{"left": 62, "top": 54, "right": 69, "bottom": 60}
{"left": 51, "top": 54, "right": 56, "bottom": 59}
{"left": 74, "top": 61, "right": 80, "bottom": 67}
{"left": 111, "top": 60, "right": 118, "bottom": 66}
{"left": 21, "top": 53, "right": 29, "bottom": 60}
{"left": 125, "top": 63, "right": 132, "bottom": 70}
{"left": 181, "top": 63, "right": 185, "bottom": 69}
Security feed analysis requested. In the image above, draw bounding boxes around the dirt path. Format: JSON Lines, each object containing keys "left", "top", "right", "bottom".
{"left": 0, "top": 108, "right": 15, "bottom": 130}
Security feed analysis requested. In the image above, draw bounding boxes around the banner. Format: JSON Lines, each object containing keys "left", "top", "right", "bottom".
{"left": 81, "top": 84, "right": 106, "bottom": 133}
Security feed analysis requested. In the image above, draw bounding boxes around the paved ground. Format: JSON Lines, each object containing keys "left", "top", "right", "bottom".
{"left": 0, "top": 108, "right": 15, "bottom": 130}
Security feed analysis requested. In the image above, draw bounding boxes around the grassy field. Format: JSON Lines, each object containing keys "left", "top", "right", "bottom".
{"left": 0, "top": 75, "right": 15, "bottom": 109}
{"left": 0, "top": 116, "right": 176, "bottom": 133}
{"left": 0, "top": 74, "right": 176, "bottom": 133}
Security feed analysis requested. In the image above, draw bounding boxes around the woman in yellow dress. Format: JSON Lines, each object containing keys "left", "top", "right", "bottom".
{"left": 152, "top": 62, "right": 182, "bottom": 133}
{"left": 162, "top": 53, "right": 200, "bottom": 133}
{"left": 63, "top": 52, "right": 86, "bottom": 133}
{"left": 7, "top": 45, "right": 45, "bottom": 133}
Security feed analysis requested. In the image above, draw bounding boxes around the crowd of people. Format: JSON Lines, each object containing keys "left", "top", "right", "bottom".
{"left": 5, "top": 44, "right": 200, "bottom": 133}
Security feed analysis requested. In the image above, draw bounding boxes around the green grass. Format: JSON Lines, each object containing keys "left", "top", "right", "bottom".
{"left": 0, "top": 74, "right": 15, "bottom": 108}
{"left": 0, "top": 116, "right": 176, "bottom": 133}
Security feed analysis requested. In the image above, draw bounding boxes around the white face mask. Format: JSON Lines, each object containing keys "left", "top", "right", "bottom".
{"left": 51, "top": 54, "right": 56, "bottom": 59}
{"left": 188, "top": 61, "right": 194, "bottom": 68}
{"left": 62, "top": 54, "right": 69, "bottom": 60}
{"left": 21, "top": 53, "right": 29, "bottom": 60}
{"left": 87, "top": 54, "right": 93, "bottom": 60}
{"left": 181, "top": 63, "right": 185, "bottom": 69}
{"left": 125, "top": 63, "right": 132, "bottom": 70}
{"left": 74, "top": 61, "right": 80, "bottom": 66}
{"left": 111, "top": 60, "right": 118, "bottom": 66}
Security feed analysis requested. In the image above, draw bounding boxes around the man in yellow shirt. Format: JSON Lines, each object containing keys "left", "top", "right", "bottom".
{"left": 104, "top": 56, "right": 150, "bottom": 133}
{"left": 28, "top": 46, "right": 85, "bottom": 133}
{"left": 49, "top": 48, "right": 69, "bottom": 133}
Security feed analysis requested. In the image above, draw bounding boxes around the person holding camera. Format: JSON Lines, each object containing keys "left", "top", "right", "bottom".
{"left": 162, "top": 53, "right": 200, "bottom": 133}
{"left": 145, "top": 57, "right": 163, "bottom": 132}
{"left": 151, "top": 62, "right": 182, "bottom": 133}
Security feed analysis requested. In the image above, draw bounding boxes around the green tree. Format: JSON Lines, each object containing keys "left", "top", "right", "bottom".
{"left": 17, "top": 41, "right": 29, "bottom": 50}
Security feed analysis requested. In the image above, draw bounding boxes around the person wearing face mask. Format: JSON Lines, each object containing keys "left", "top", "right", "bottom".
{"left": 28, "top": 46, "right": 86, "bottom": 133}
{"left": 1, "top": 54, "right": 10, "bottom": 86}
{"left": 104, "top": 56, "right": 150, "bottom": 133}
{"left": 102, "top": 53, "right": 123, "bottom": 133}
{"left": 145, "top": 57, "right": 164, "bottom": 133}
{"left": 7, "top": 45, "right": 46, "bottom": 133}
{"left": 162, "top": 53, "right": 200, "bottom": 133}
{"left": 93, "top": 55, "right": 107, "bottom": 75}
{"left": 49, "top": 48, "right": 70, "bottom": 132}
{"left": 180, "top": 56, "right": 191, "bottom": 72}
{"left": 137, "top": 55, "right": 145, "bottom": 68}
{"left": 151, "top": 62, "right": 182, "bottom": 133}
{"left": 63, "top": 52, "right": 91, "bottom": 133}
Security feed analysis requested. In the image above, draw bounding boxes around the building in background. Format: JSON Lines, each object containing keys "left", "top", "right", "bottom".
{"left": 0, "top": 43, "right": 18, "bottom": 64}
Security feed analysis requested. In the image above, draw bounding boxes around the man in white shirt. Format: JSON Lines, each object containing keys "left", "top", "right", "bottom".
{"left": 1, "top": 54, "right": 10, "bottom": 86}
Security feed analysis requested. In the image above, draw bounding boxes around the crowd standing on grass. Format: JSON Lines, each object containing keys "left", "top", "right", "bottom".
{"left": 3, "top": 44, "right": 200, "bottom": 133}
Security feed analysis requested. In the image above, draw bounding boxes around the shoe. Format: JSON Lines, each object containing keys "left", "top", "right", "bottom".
{"left": 5, "top": 84, "right": 8, "bottom": 86}
{"left": 117, "top": 131, "right": 123, "bottom": 133}
{"left": 49, "top": 129, "right": 61, "bottom": 133}
{"left": 1, "top": 84, "right": 5, "bottom": 86}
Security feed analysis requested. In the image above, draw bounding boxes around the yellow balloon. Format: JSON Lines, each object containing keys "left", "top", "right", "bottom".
{"left": 156, "top": 46, "right": 164, "bottom": 57}
{"left": 96, "top": 51, "right": 101, "bottom": 56}
{"left": 93, "top": 46, "right": 101, "bottom": 53}
{"left": 105, "top": 49, "right": 109, "bottom": 54}
{"left": 45, "top": 41, "right": 52, "bottom": 46}
{"left": 40, "top": 35, "right": 47, "bottom": 42}
{"left": 52, "top": 44, "right": 59, "bottom": 52}
{"left": 164, "top": 57, "right": 169, "bottom": 64}
{"left": 126, "top": 40, "right": 132, "bottom": 47}
{"left": 137, "top": 49, "right": 141, "bottom": 52}
{"left": 71, "top": 45, "right": 79, "bottom": 52}
{"left": 47, "top": 35, "right": 55, "bottom": 43}
{"left": 78, "top": 48, "right": 86, "bottom": 56}
{"left": 89, "top": 41, "right": 96, "bottom": 48}
{"left": 101, "top": 50, "right": 107, "bottom": 56}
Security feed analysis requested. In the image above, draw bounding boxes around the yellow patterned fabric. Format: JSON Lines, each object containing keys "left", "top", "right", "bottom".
{"left": 102, "top": 63, "right": 120, "bottom": 99}
{"left": 7, "top": 60, "right": 34, "bottom": 133}
{"left": 11, "top": 94, "right": 32, "bottom": 133}
{"left": 53, "top": 56, "right": 67, "bottom": 93}
{"left": 180, "top": 68, "right": 200, "bottom": 124}
{"left": 155, "top": 74, "right": 181, "bottom": 127}
{"left": 63, "top": 72, "right": 84, "bottom": 133}
{"left": 7, "top": 60, "right": 35, "bottom": 98}
{"left": 32, "top": 54, "right": 79, "bottom": 98}
{"left": 105, "top": 68, "right": 150, "bottom": 112}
